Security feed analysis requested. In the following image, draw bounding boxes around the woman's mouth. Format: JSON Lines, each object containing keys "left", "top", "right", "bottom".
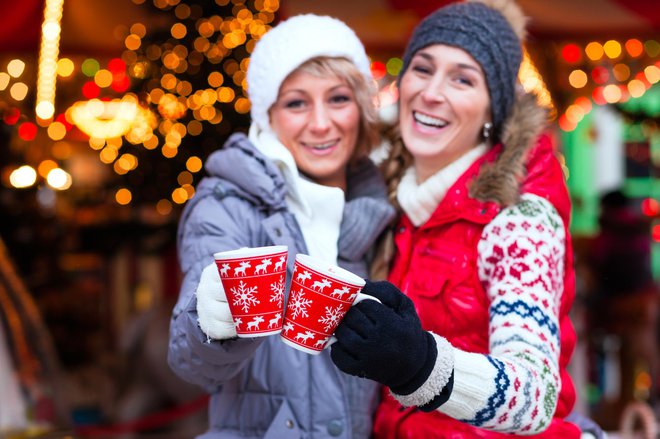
{"left": 413, "top": 111, "right": 448, "bottom": 129}
{"left": 302, "top": 139, "right": 339, "bottom": 151}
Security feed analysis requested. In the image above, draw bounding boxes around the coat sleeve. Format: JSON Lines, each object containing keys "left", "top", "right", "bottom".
{"left": 167, "top": 192, "right": 266, "bottom": 393}
{"left": 437, "top": 194, "right": 565, "bottom": 434}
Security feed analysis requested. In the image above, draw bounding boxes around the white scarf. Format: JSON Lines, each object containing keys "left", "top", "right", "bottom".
{"left": 397, "top": 144, "right": 488, "bottom": 227}
{"left": 249, "top": 125, "right": 345, "bottom": 264}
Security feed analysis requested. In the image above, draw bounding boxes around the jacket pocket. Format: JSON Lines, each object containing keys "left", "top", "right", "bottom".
{"left": 262, "top": 399, "right": 301, "bottom": 439}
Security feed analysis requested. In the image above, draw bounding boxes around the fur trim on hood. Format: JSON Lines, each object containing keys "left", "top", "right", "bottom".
{"left": 468, "top": 89, "right": 549, "bottom": 206}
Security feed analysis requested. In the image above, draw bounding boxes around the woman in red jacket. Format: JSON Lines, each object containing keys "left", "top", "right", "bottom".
{"left": 331, "top": 0, "right": 586, "bottom": 437}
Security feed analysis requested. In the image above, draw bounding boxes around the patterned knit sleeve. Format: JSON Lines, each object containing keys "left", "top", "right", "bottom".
{"left": 437, "top": 193, "right": 565, "bottom": 434}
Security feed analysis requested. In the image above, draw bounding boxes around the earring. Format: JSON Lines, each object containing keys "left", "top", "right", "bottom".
{"left": 482, "top": 122, "right": 493, "bottom": 140}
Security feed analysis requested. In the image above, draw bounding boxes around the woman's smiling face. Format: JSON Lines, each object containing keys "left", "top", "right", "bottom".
{"left": 398, "top": 44, "right": 491, "bottom": 182}
{"left": 269, "top": 70, "right": 360, "bottom": 189}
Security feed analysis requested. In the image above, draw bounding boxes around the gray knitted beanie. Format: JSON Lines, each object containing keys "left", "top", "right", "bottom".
{"left": 400, "top": 1, "right": 523, "bottom": 140}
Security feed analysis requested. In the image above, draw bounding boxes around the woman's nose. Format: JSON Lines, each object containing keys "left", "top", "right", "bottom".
{"left": 421, "top": 76, "right": 447, "bottom": 104}
{"left": 309, "top": 104, "right": 331, "bottom": 133}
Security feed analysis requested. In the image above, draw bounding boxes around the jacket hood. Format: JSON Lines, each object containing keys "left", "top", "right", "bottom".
{"left": 202, "top": 132, "right": 289, "bottom": 210}
{"left": 468, "top": 90, "right": 549, "bottom": 206}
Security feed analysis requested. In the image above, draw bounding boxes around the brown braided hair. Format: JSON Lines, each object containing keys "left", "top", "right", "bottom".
{"left": 378, "top": 122, "right": 413, "bottom": 212}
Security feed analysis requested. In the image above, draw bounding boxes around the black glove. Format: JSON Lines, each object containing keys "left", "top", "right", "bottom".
{"left": 331, "top": 280, "right": 437, "bottom": 395}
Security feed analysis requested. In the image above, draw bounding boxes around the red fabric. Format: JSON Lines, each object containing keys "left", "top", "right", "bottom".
{"left": 375, "top": 135, "right": 579, "bottom": 438}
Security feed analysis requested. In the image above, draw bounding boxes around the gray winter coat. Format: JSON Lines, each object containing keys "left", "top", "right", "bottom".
{"left": 168, "top": 133, "right": 395, "bottom": 438}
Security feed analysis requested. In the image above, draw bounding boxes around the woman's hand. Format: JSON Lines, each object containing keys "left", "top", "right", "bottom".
{"left": 196, "top": 263, "right": 237, "bottom": 340}
{"left": 330, "top": 280, "right": 437, "bottom": 394}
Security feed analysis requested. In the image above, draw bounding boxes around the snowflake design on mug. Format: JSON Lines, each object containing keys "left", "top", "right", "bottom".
{"left": 318, "top": 305, "right": 344, "bottom": 332}
{"left": 270, "top": 278, "right": 285, "bottom": 307}
{"left": 287, "top": 288, "right": 312, "bottom": 319}
{"left": 231, "top": 280, "right": 260, "bottom": 313}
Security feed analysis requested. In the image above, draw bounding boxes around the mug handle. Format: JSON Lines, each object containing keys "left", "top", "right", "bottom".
{"left": 326, "top": 292, "right": 381, "bottom": 348}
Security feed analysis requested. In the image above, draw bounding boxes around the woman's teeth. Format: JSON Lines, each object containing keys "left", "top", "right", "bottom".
{"left": 304, "top": 140, "right": 336, "bottom": 150}
{"left": 413, "top": 111, "right": 447, "bottom": 128}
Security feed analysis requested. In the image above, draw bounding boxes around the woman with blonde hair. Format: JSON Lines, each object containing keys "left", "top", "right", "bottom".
{"left": 168, "top": 14, "right": 395, "bottom": 438}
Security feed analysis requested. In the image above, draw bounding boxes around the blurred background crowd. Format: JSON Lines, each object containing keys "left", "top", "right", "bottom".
{"left": 0, "top": 0, "right": 658, "bottom": 437}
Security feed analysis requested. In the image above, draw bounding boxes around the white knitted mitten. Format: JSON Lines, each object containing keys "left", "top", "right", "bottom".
{"left": 196, "top": 263, "right": 237, "bottom": 340}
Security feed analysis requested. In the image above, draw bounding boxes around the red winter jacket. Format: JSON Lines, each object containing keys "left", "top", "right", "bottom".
{"left": 374, "top": 135, "right": 579, "bottom": 438}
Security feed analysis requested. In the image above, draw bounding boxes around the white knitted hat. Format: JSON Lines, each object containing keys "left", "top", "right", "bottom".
{"left": 246, "top": 14, "right": 372, "bottom": 132}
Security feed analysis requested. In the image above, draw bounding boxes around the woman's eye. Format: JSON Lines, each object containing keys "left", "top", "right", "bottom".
{"left": 456, "top": 77, "right": 474, "bottom": 86}
{"left": 284, "top": 99, "right": 305, "bottom": 109}
{"left": 412, "top": 65, "right": 431, "bottom": 75}
{"left": 329, "top": 94, "right": 351, "bottom": 104}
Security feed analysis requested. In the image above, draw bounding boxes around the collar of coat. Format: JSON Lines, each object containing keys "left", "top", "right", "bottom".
{"left": 468, "top": 90, "right": 549, "bottom": 207}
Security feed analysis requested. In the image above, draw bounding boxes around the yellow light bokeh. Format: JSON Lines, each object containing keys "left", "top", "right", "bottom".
{"left": 603, "top": 40, "right": 622, "bottom": 59}
{"left": 612, "top": 63, "right": 630, "bottom": 82}
{"left": 117, "top": 153, "right": 138, "bottom": 171}
{"left": 10, "top": 82, "right": 29, "bottom": 101}
{"left": 0, "top": 72, "right": 9, "bottom": 90}
{"left": 565, "top": 105, "right": 585, "bottom": 124}
{"left": 125, "top": 34, "right": 142, "bottom": 51}
{"left": 176, "top": 80, "right": 193, "bottom": 96}
{"left": 602, "top": 84, "right": 622, "bottom": 103}
{"left": 89, "top": 137, "right": 106, "bottom": 150}
{"left": 100, "top": 145, "right": 119, "bottom": 163}
{"left": 149, "top": 88, "right": 165, "bottom": 104}
{"left": 187, "top": 120, "right": 203, "bottom": 136}
{"left": 644, "top": 65, "right": 659, "bottom": 84}
{"left": 198, "top": 21, "right": 215, "bottom": 38}
{"left": 171, "top": 22, "right": 187, "bottom": 39}
{"left": 7, "top": 59, "right": 26, "bottom": 78}
{"left": 171, "top": 187, "right": 188, "bottom": 204}
{"left": 47, "top": 121, "right": 67, "bottom": 140}
{"left": 38, "top": 160, "right": 58, "bottom": 178}
{"left": 568, "top": 70, "right": 588, "bottom": 89}
{"left": 115, "top": 188, "right": 132, "bottom": 205}
{"left": 628, "top": 79, "right": 646, "bottom": 98}
{"left": 208, "top": 71, "right": 224, "bottom": 88}
{"left": 585, "top": 42, "right": 604, "bottom": 61}
{"left": 175, "top": 3, "right": 191, "bottom": 19}
{"left": 217, "top": 87, "right": 235, "bottom": 102}
{"left": 234, "top": 97, "right": 250, "bottom": 114}
{"left": 182, "top": 183, "right": 195, "bottom": 198}
{"left": 161, "top": 73, "right": 178, "bottom": 90}
{"left": 94, "top": 69, "right": 113, "bottom": 88}
{"left": 9, "top": 165, "right": 37, "bottom": 188}
{"left": 56, "top": 58, "right": 74, "bottom": 77}
{"left": 46, "top": 168, "right": 71, "bottom": 190}
{"left": 130, "top": 23, "right": 147, "bottom": 38}
{"left": 156, "top": 199, "right": 173, "bottom": 215}
{"left": 178, "top": 171, "right": 193, "bottom": 185}
{"left": 143, "top": 134, "right": 159, "bottom": 150}
{"left": 162, "top": 145, "right": 178, "bottom": 158}
{"left": 36, "top": 101, "right": 55, "bottom": 120}
{"left": 186, "top": 156, "right": 203, "bottom": 172}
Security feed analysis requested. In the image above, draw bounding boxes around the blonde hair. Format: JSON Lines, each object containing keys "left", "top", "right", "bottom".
{"left": 287, "top": 56, "right": 379, "bottom": 161}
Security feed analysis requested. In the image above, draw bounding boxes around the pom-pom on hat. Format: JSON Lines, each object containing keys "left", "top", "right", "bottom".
{"left": 247, "top": 14, "right": 372, "bottom": 132}
{"left": 399, "top": 0, "right": 526, "bottom": 141}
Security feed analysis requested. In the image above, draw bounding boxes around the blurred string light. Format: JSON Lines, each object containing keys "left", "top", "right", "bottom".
{"left": 116, "top": 0, "right": 280, "bottom": 206}
{"left": 68, "top": 94, "right": 155, "bottom": 139}
{"left": 35, "top": 0, "right": 65, "bottom": 122}
{"left": 519, "top": 49, "right": 554, "bottom": 114}
{"left": 558, "top": 38, "right": 659, "bottom": 132}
